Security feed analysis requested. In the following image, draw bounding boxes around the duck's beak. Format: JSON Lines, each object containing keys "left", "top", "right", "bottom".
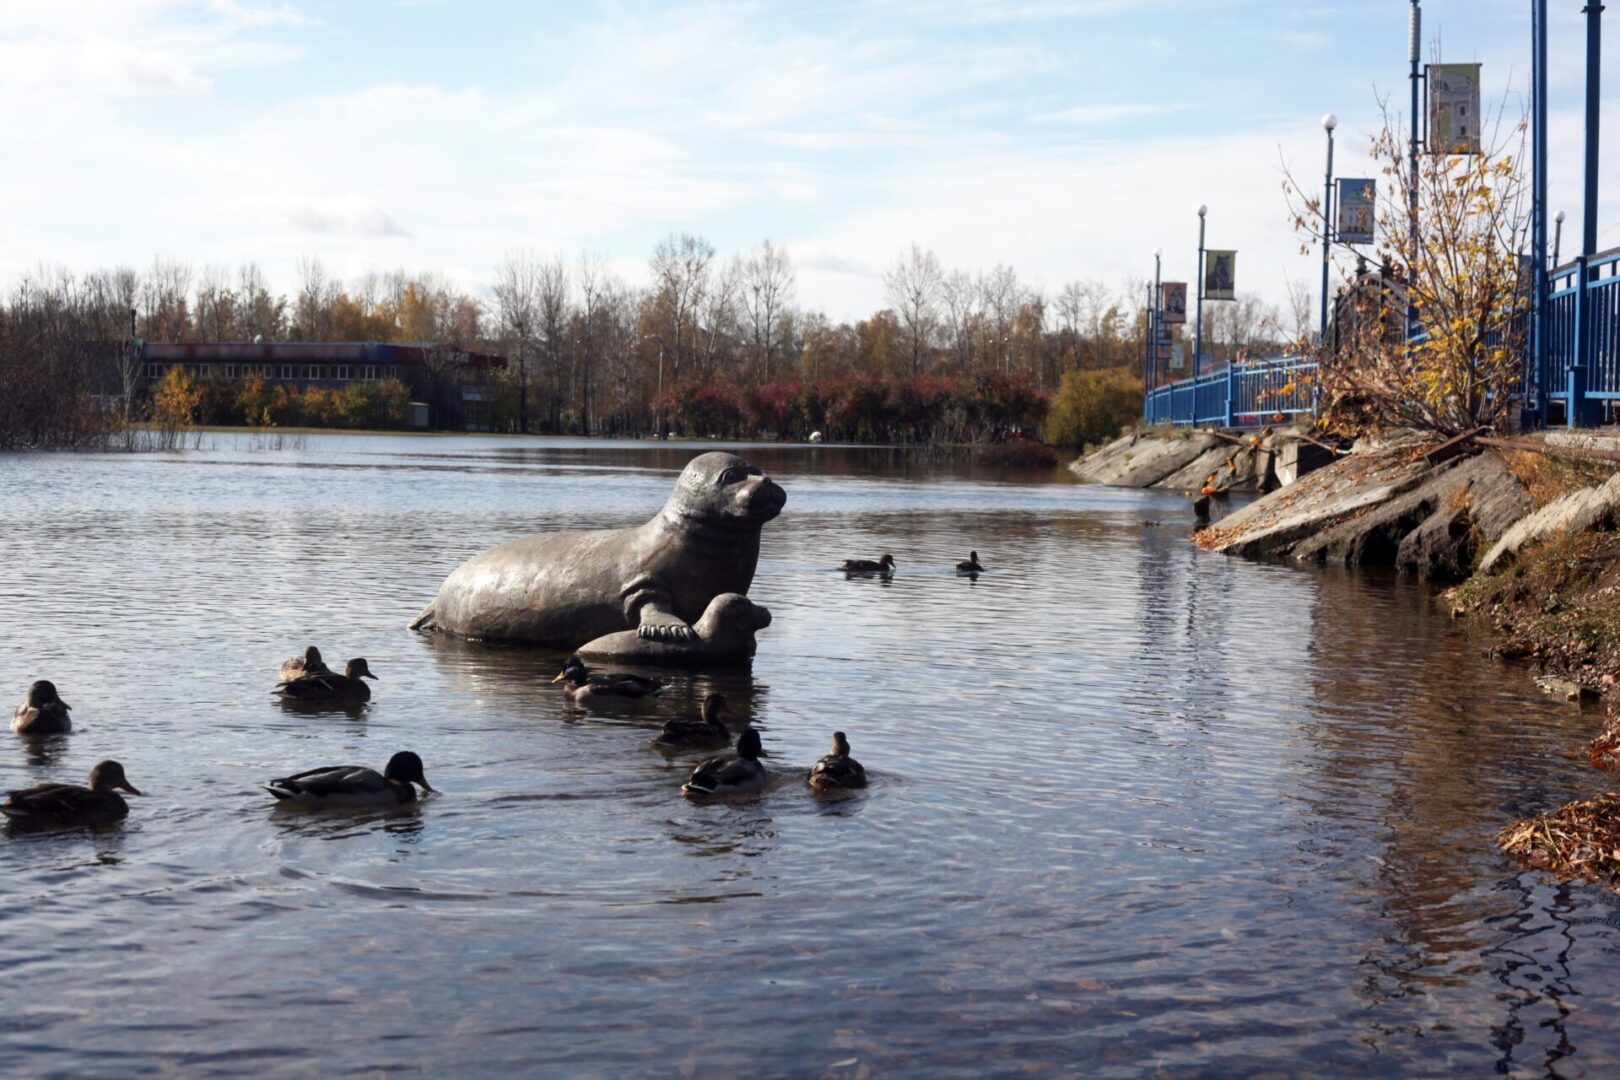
{"left": 59, "top": 700, "right": 71, "bottom": 711}
{"left": 120, "top": 782, "right": 143, "bottom": 796}
{"left": 550, "top": 672, "right": 567, "bottom": 684}
{"left": 417, "top": 777, "right": 435, "bottom": 793}
{"left": 755, "top": 748, "right": 770, "bottom": 757}
{"left": 362, "top": 672, "right": 378, "bottom": 680}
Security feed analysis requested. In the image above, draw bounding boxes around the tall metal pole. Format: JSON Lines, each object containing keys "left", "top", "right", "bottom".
{"left": 1407, "top": 0, "right": 1422, "bottom": 344}
{"left": 1153, "top": 250, "right": 1163, "bottom": 399}
{"left": 1320, "top": 114, "right": 1338, "bottom": 345}
{"left": 1194, "top": 206, "right": 1207, "bottom": 380}
{"left": 1554, "top": 210, "right": 1566, "bottom": 266}
{"left": 1572, "top": 1, "right": 1605, "bottom": 427}
{"left": 1531, "top": 0, "right": 1549, "bottom": 425}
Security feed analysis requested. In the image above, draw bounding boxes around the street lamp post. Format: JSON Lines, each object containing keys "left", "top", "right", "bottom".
{"left": 1554, "top": 210, "right": 1566, "bottom": 266}
{"left": 1320, "top": 113, "right": 1338, "bottom": 346}
{"left": 1571, "top": 0, "right": 1606, "bottom": 427}
{"left": 641, "top": 333, "right": 666, "bottom": 438}
{"left": 1406, "top": 0, "right": 1422, "bottom": 346}
{"left": 1530, "top": 0, "right": 1550, "bottom": 426}
{"left": 1194, "top": 206, "right": 1207, "bottom": 382}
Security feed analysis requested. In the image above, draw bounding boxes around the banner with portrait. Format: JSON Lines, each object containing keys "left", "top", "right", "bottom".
{"left": 1204, "top": 250, "right": 1236, "bottom": 300}
{"left": 1161, "top": 282, "right": 1187, "bottom": 324}
{"left": 1336, "top": 178, "right": 1377, "bottom": 246}
{"left": 1428, "top": 63, "right": 1482, "bottom": 155}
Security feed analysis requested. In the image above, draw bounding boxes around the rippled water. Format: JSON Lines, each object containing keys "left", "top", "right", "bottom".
{"left": 2, "top": 433, "right": 1619, "bottom": 1077}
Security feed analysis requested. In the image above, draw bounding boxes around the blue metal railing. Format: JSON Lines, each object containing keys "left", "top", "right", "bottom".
{"left": 1145, "top": 249, "right": 1620, "bottom": 429}
{"left": 1144, "top": 355, "right": 1318, "bottom": 428}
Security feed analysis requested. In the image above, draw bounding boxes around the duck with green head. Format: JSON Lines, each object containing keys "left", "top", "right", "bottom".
{"left": 552, "top": 657, "right": 664, "bottom": 707}
{"left": 682, "top": 728, "right": 768, "bottom": 797}
{"left": 265, "top": 751, "right": 434, "bottom": 809}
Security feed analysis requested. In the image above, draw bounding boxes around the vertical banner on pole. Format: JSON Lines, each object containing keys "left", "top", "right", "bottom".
{"left": 1204, "top": 251, "right": 1237, "bottom": 300}
{"left": 1428, "top": 63, "right": 1483, "bottom": 155}
{"left": 1336, "top": 179, "right": 1377, "bottom": 245}
{"left": 1161, "top": 282, "right": 1187, "bottom": 324}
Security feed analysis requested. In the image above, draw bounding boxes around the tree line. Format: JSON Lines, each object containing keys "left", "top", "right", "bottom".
{"left": 1, "top": 239, "right": 1299, "bottom": 448}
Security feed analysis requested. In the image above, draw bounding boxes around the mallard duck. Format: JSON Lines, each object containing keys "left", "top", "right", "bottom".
{"left": 1, "top": 760, "right": 140, "bottom": 824}
{"left": 279, "top": 645, "right": 330, "bottom": 684}
{"left": 552, "top": 657, "right": 663, "bottom": 706}
{"left": 655, "top": 693, "right": 733, "bottom": 751}
{"left": 808, "top": 731, "right": 868, "bottom": 792}
{"left": 12, "top": 680, "right": 71, "bottom": 735}
{"left": 265, "top": 750, "right": 433, "bottom": 808}
{"left": 682, "top": 728, "right": 768, "bottom": 797}
{"left": 842, "top": 553, "right": 896, "bottom": 574}
{"left": 955, "top": 551, "right": 984, "bottom": 574}
{"left": 275, "top": 657, "right": 377, "bottom": 703}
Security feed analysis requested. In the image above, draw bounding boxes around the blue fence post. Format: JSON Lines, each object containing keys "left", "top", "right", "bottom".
{"left": 1224, "top": 364, "right": 1235, "bottom": 428}
{"left": 1572, "top": 255, "right": 1595, "bottom": 427}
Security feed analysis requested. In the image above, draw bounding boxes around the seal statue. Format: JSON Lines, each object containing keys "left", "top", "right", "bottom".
{"left": 410, "top": 452, "right": 786, "bottom": 647}
{"left": 577, "top": 593, "right": 772, "bottom": 666}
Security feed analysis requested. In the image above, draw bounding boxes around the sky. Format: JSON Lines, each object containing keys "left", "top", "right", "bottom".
{"left": 0, "top": 0, "right": 1614, "bottom": 323}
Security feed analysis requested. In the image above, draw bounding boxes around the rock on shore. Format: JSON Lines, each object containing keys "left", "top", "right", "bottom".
{"left": 1192, "top": 442, "right": 1531, "bottom": 580}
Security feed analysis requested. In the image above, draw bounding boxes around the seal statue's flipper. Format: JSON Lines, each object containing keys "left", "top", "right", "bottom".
{"left": 409, "top": 605, "right": 436, "bottom": 632}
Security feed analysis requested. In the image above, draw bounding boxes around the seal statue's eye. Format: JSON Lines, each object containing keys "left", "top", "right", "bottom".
{"left": 718, "top": 468, "right": 745, "bottom": 487}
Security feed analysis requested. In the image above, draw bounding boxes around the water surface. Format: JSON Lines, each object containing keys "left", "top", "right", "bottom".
{"left": 1, "top": 434, "right": 1616, "bottom": 1077}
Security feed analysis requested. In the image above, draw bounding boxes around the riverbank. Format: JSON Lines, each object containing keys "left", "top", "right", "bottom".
{"left": 1074, "top": 425, "right": 1620, "bottom": 889}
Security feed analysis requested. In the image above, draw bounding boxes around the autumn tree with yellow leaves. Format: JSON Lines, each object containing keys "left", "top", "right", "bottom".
{"left": 1290, "top": 105, "right": 1530, "bottom": 436}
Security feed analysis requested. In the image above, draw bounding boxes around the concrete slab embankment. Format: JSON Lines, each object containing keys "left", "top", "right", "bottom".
{"left": 1192, "top": 444, "right": 1532, "bottom": 580}
{"left": 1069, "top": 427, "right": 1300, "bottom": 493}
{"left": 1069, "top": 431, "right": 1222, "bottom": 488}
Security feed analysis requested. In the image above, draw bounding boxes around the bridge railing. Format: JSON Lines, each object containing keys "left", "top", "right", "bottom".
{"left": 1144, "top": 355, "right": 1317, "bottom": 428}
{"left": 1145, "top": 247, "right": 1620, "bottom": 430}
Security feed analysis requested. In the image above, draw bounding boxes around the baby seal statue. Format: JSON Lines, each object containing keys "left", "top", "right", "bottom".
{"left": 410, "top": 452, "right": 786, "bottom": 647}
{"left": 577, "top": 593, "right": 772, "bottom": 666}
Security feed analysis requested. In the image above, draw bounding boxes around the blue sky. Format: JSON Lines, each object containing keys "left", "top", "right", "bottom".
{"left": 0, "top": 0, "right": 1613, "bottom": 322}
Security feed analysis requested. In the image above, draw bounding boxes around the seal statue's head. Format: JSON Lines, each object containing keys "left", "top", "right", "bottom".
{"left": 664, "top": 452, "right": 786, "bottom": 530}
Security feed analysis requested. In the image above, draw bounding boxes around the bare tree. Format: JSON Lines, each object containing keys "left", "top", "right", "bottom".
{"left": 741, "top": 239, "right": 796, "bottom": 380}
{"left": 140, "top": 257, "right": 194, "bottom": 341}
{"left": 537, "top": 257, "right": 570, "bottom": 431}
{"left": 576, "top": 252, "right": 610, "bottom": 435}
{"left": 700, "top": 256, "right": 741, "bottom": 372}
{"left": 293, "top": 256, "right": 338, "bottom": 341}
{"left": 649, "top": 233, "right": 715, "bottom": 380}
{"left": 492, "top": 251, "right": 542, "bottom": 432}
{"left": 980, "top": 265, "right": 1020, "bottom": 372}
{"left": 885, "top": 244, "right": 942, "bottom": 376}
{"left": 939, "top": 268, "right": 980, "bottom": 375}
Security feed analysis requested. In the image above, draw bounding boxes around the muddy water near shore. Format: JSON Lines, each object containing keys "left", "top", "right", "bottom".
{"left": 0, "top": 434, "right": 1616, "bottom": 1077}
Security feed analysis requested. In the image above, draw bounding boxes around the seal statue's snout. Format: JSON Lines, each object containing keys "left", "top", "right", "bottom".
{"left": 743, "top": 475, "right": 787, "bottom": 521}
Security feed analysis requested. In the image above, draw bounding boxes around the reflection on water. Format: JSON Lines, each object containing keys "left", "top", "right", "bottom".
{"left": 2, "top": 433, "right": 1619, "bottom": 1076}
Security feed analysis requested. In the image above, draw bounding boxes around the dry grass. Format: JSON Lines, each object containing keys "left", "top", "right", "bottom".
{"left": 1504, "top": 449, "right": 1616, "bottom": 510}
{"left": 1499, "top": 793, "right": 1620, "bottom": 884}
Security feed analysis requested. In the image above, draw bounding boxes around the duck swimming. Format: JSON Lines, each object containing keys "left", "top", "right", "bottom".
{"left": 275, "top": 657, "right": 377, "bottom": 704}
{"left": 655, "top": 693, "right": 733, "bottom": 751}
{"left": 682, "top": 728, "right": 768, "bottom": 797}
{"left": 12, "top": 680, "right": 72, "bottom": 735}
{"left": 1, "top": 760, "right": 140, "bottom": 824}
{"left": 552, "top": 657, "right": 664, "bottom": 707}
{"left": 808, "top": 731, "right": 868, "bottom": 792}
{"left": 955, "top": 551, "right": 984, "bottom": 574}
{"left": 265, "top": 750, "right": 434, "bottom": 809}
{"left": 279, "top": 645, "right": 330, "bottom": 684}
{"left": 842, "top": 553, "right": 896, "bottom": 574}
